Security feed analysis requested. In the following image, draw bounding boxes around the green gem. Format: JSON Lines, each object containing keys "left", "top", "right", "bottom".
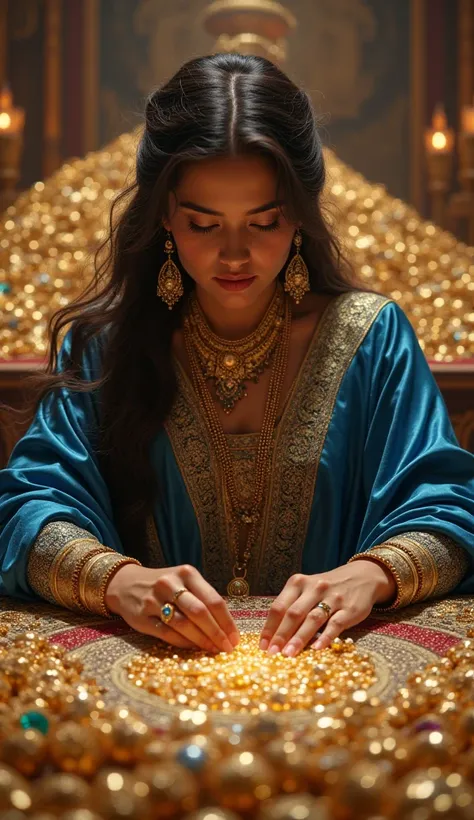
{"left": 19, "top": 710, "right": 49, "bottom": 735}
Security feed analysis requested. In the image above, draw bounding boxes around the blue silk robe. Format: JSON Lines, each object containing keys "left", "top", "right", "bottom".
{"left": 1, "top": 291, "right": 474, "bottom": 600}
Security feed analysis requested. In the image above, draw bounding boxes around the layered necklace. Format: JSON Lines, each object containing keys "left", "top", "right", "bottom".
{"left": 185, "top": 284, "right": 286, "bottom": 413}
{"left": 183, "top": 284, "right": 291, "bottom": 597}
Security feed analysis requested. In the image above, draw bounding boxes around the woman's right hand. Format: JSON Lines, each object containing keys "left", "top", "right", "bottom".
{"left": 104, "top": 563, "right": 240, "bottom": 653}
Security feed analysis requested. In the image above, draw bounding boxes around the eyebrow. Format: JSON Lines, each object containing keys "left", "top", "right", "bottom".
{"left": 178, "top": 199, "right": 284, "bottom": 216}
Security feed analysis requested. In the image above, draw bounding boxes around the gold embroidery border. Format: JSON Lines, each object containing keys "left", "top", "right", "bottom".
{"left": 164, "top": 375, "right": 233, "bottom": 592}
{"left": 256, "top": 291, "right": 391, "bottom": 594}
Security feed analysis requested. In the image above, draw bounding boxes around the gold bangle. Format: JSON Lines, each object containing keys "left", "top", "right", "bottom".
{"left": 50, "top": 541, "right": 83, "bottom": 606}
{"left": 54, "top": 538, "right": 108, "bottom": 611}
{"left": 50, "top": 538, "right": 100, "bottom": 609}
{"left": 348, "top": 546, "right": 418, "bottom": 611}
{"left": 369, "top": 545, "right": 419, "bottom": 610}
{"left": 385, "top": 536, "right": 439, "bottom": 601}
{"left": 80, "top": 553, "right": 141, "bottom": 618}
{"left": 79, "top": 552, "right": 113, "bottom": 610}
{"left": 384, "top": 537, "right": 438, "bottom": 602}
{"left": 60, "top": 546, "right": 114, "bottom": 611}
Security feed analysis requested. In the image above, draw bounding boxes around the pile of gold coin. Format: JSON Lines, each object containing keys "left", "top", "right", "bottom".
{"left": 1, "top": 129, "right": 474, "bottom": 361}
{"left": 0, "top": 616, "right": 473, "bottom": 819}
{"left": 125, "top": 633, "right": 377, "bottom": 714}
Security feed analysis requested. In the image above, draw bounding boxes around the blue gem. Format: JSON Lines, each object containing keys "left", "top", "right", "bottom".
{"left": 0, "top": 283, "right": 11, "bottom": 293}
{"left": 176, "top": 744, "right": 208, "bottom": 771}
{"left": 20, "top": 710, "right": 49, "bottom": 735}
{"left": 163, "top": 605, "right": 171, "bottom": 616}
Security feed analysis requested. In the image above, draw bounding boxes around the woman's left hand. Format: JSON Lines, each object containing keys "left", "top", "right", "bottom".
{"left": 259, "top": 560, "right": 397, "bottom": 657}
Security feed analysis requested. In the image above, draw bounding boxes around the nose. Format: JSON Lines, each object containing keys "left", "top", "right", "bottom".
{"left": 219, "top": 232, "right": 250, "bottom": 271}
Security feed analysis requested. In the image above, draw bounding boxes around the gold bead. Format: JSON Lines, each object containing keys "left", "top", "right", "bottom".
{"left": 206, "top": 752, "right": 277, "bottom": 814}
{"left": 49, "top": 721, "right": 105, "bottom": 777}
{"left": 0, "top": 765, "right": 32, "bottom": 812}
{"left": 107, "top": 716, "right": 151, "bottom": 766}
{"left": 133, "top": 762, "right": 199, "bottom": 818}
{"left": 33, "top": 774, "right": 90, "bottom": 814}
{"left": 258, "top": 793, "right": 330, "bottom": 820}
{"left": 0, "top": 729, "right": 47, "bottom": 777}
{"left": 90, "top": 769, "right": 150, "bottom": 820}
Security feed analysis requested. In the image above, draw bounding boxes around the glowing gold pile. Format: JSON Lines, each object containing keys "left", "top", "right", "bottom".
{"left": 126, "top": 633, "right": 376, "bottom": 714}
{"left": 0, "top": 128, "right": 473, "bottom": 360}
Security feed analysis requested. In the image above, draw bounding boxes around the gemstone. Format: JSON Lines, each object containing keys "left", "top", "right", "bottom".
{"left": 163, "top": 605, "right": 172, "bottom": 616}
{"left": 166, "top": 280, "right": 174, "bottom": 289}
{"left": 224, "top": 354, "right": 236, "bottom": 368}
{"left": 0, "top": 283, "right": 11, "bottom": 294}
{"left": 294, "top": 274, "right": 303, "bottom": 284}
{"left": 176, "top": 743, "right": 208, "bottom": 771}
{"left": 20, "top": 710, "right": 49, "bottom": 735}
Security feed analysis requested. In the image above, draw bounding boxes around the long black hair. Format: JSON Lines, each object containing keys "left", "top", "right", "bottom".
{"left": 30, "top": 52, "right": 370, "bottom": 561}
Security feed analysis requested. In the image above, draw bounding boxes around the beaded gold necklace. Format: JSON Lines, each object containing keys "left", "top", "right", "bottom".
{"left": 183, "top": 290, "right": 292, "bottom": 597}
{"left": 184, "top": 284, "right": 286, "bottom": 413}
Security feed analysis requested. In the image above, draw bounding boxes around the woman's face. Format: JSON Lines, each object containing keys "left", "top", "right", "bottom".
{"left": 163, "top": 154, "right": 297, "bottom": 309}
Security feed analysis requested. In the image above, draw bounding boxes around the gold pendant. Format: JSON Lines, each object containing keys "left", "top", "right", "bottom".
{"left": 227, "top": 577, "right": 250, "bottom": 598}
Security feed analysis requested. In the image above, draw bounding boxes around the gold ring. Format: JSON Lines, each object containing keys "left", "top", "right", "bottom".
{"left": 315, "top": 601, "right": 332, "bottom": 618}
{"left": 160, "top": 602, "right": 175, "bottom": 625}
{"left": 172, "top": 587, "right": 188, "bottom": 604}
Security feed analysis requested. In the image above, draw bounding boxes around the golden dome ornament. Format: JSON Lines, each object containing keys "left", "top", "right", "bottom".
{"left": 157, "top": 233, "right": 184, "bottom": 310}
{"left": 284, "top": 231, "right": 310, "bottom": 304}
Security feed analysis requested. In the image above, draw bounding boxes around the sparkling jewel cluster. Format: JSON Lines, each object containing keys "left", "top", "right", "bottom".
{"left": 125, "top": 633, "right": 377, "bottom": 714}
{"left": 0, "top": 618, "right": 473, "bottom": 818}
{"left": 0, "top": 131, "right": 473, "bottom": 361}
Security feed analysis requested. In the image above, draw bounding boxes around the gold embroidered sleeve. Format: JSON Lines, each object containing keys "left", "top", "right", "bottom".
{"left": 375, "top": 531, "right": 470, "bottom": 601}
{"left": 349, "top": 530, "right": 470, "bottom": 611}
{"left": 27, "top": 520, "right": 141, "bottom": 615}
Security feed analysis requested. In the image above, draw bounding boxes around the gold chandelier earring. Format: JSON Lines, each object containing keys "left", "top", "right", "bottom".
{"left": 284, "top": 230, "right": 310, "bottom": 304}
{"left": 157, "top": 232, "right": 184, "bottom": 309}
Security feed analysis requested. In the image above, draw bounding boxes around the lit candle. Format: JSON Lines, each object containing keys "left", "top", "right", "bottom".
{"left": 425, "top": 103, "right": 454, "bottom": 155}
{"left": 0, "top": 84, "right": 25, "bottom": 135}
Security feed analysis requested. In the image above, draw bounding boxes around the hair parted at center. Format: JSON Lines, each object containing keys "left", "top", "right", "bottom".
{"left": 27, "top": 52, "right": 373, "bottom": 561}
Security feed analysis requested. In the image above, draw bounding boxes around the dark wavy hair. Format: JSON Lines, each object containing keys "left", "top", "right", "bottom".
{"left": 27, "top": 53, "right": 371, "bottom": 561}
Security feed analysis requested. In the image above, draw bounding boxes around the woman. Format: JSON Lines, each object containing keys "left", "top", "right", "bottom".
{"left": 1, "top": 54, "right": 473, "bottom": 660}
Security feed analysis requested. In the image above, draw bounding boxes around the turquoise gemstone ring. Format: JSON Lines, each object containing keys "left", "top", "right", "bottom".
{"left": 160, "top": 602, "right": 175, "bottom": 625}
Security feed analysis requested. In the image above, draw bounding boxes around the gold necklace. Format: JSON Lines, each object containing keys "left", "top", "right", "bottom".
{"left": 184, "top": 284, "right": 286, "bottom": 413}
{"left": 184, "top": 295, "right": 292, "bottom": 598}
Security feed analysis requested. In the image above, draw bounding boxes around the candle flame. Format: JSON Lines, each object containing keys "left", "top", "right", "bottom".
{"left": 0, "top": 112, "right": 12, "bottom": 130}
{"left": 432, "top": 131, "right": 447, "bottom": 150}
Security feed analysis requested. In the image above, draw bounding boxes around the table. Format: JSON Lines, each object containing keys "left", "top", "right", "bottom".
{"left": 1, "top": 594, "right": 473, "bottom": 727}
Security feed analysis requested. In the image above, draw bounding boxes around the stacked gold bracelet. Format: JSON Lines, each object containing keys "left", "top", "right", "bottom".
{"left": 349, "top": 542, "right": 420, "bottom": 611}
{"left": 47, "top": 538, "right": 141, "bottom": 618}
{"left": 79, "top": 551, "right": 141, "bottom": 618}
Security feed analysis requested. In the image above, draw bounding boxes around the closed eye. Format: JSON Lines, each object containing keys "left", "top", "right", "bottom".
{"left": 189, "top": 222, "right": 218, "bottom": 234}
{"left": 252, "top": 219, "right": 280, "bottom": 232}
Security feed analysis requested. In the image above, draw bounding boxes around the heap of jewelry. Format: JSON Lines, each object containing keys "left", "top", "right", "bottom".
{"left": 184, "top": 284, "right": 286, "bottom": 414}
{"left": 0, "top": 614, "right": 473, "bottom": 819}
{"left": 184, "top": 284, "right": 292, "bottom": 598}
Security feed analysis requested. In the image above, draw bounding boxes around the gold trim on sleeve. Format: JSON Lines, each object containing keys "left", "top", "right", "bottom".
{"left": 27, "top": 521, "right": 103, "bottom": 604}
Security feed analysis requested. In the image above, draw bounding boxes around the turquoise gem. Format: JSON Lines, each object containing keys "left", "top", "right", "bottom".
{"left": 20, "top": 710, "right": 49, "bottom": 735}
{"left": 163, "top": 605, "right": 171, "bottom": 616}
{"left": 0, "top": 283, "right": 11, "bottom": 293}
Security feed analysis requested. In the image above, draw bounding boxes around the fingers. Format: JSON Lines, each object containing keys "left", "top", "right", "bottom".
{"left": 312, "top": 610, "right": 356, "bottom": 651}
{"left": 154, "top": 608, "right": 221, "bottom": 653}
{"left": 279, "top": 602, "right": 336, "bottom": 657}
{"left": 266, "top": 588, "right": 333, "bottom": 656}
{"left": 259, "top": 575, "right": 325, "bottom": 652}
{"left": 142, "top": 617, "right": 197, "bottom": 649}
{"left": 154, "top": 568, "right": 239, "bottom": 653}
